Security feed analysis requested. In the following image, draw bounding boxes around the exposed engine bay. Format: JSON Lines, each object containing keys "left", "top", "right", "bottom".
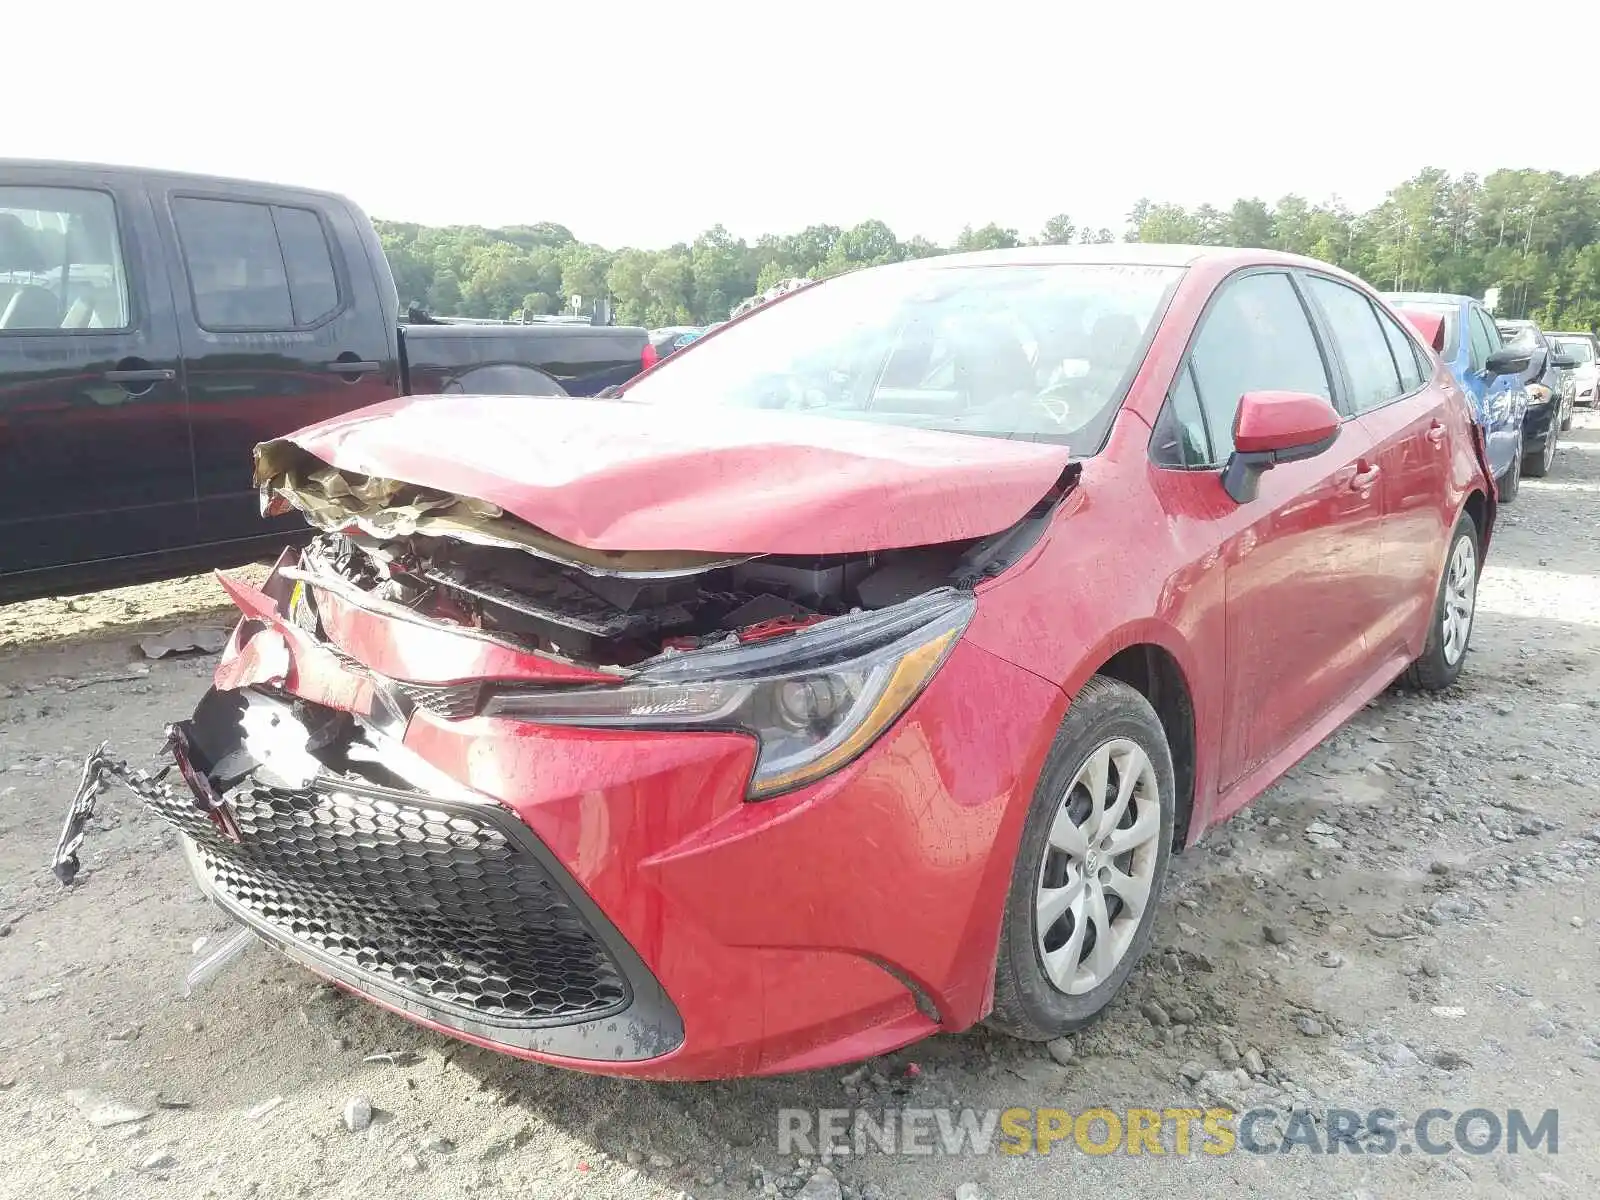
{"left": 300, "top": 529, "right": 978, "bottom": 669}
{"left": 263, "top": 447, "right": 1077, "bottom": 671}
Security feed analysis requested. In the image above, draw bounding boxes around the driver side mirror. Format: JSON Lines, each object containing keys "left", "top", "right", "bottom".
{"left": 1552, "top": 353, "right": 1579, "bottom": 370}
{"left": 1221, "top": 391, "right": 1342, "bottom": 504}
{"left": 1484, "top": 347, "right": 1533, "bottom": 378}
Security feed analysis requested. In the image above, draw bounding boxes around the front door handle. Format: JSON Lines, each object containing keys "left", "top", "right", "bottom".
{"left": 102, "top": 368, "right": 176, "bottom": 384}
{"left": 327, "top": 360, "right": 381, "bottom": 376}
{"left": 1426, "top": 420, "right": 1447, "bottom": 446}
{"left": 1348, "top": 463, "right": 1381, "bottom": 492}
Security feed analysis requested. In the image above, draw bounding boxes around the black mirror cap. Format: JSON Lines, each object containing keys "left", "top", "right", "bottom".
{"left": 1220, "top": 428, "right": 1342, "bottom": 505}
{"left": 1552, "top": 354, "right": 1580, "bottom": 370}
{"left": 1484, "top": 347, "right": 1534, "bottom": 378}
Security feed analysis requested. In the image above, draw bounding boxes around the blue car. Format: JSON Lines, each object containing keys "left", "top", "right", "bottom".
{"left": 1383, "top": 292, "right": 1532, "bottom": 497}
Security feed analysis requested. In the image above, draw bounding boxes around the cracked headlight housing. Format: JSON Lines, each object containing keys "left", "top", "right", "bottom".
{"left": 485, "top": 590, "right": 975, "bottom": 798}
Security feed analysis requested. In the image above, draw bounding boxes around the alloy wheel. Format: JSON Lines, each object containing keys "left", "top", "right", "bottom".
{"left": 1034, "top": 738, "right": 1162, "bottom": 996}
{"left": 1441, "top": 533, "right": 1477, "bottom": 667}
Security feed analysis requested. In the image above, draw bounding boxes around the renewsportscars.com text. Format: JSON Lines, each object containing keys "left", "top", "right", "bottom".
{"left": 778, "top": 1106, "right": 1559, "bottom": 1158}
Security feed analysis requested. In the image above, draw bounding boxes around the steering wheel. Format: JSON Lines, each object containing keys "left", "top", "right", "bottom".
{"left": 1029, "top": 379, "right": 1085, "bottom": 429}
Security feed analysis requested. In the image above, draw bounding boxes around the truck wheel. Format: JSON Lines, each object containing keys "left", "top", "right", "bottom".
{"left": 987, "top": 677, "right": 1175, "bottom": 1041}
{"left": 445, "top": 365, "right": 566, "bottom": 397}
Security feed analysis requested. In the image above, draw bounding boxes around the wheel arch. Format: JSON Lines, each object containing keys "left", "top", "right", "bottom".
{"left": 1051, "top": 621, "right": 1204, "bottom": 854}
{"left": 1462, "top": 486, "right": 1490, "bottom": 552}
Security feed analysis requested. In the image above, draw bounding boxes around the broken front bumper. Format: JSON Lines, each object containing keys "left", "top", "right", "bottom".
{"left": 57, "top": 687, "right": 682, "bottom": 1063}
{"left": 55, "top": 552, "right": 1062, "bottom": 1078}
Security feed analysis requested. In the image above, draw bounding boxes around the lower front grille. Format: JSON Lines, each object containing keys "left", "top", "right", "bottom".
{"left": 155, "top": 770, "right": 629, "bottom": 1027}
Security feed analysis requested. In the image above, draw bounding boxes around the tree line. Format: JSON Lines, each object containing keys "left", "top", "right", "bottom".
{"left": 375, "top": 167, "right": 1600, "bottom": 332}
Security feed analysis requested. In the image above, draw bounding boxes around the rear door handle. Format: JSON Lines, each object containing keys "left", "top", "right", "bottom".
{"left": 1426, "top": 420, "right": 1447, "bottom": 445}
{"left": 1349, "top": 464, "right": 1381, "bottom": 492}
{"left": 102, "top": 368, "right": 176, "bottom": 383}
{"left": 327, "top": 360, "right": 381, "bottom": 376}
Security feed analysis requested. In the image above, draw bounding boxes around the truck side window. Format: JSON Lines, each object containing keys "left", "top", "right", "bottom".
{"left": 173, "top": 197, "right": 341, "bottom": 331}
{"left": 0, "top": 186, "right": 129, "bottom": 332}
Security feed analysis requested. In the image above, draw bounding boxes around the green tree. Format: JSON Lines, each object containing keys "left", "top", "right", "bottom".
{"left": 953, "top": 223, "right": 1021, "bottom": 251}
{"left": 372, "top": 165, "right": 1600, "bottom": 336}
{"left": 1036, "top": 214, "right": 1077, "bottom": 245}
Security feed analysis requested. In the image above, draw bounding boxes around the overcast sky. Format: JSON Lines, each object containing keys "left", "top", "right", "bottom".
{"left": 12, "top": 0, "right": 1599, "bottom": 247}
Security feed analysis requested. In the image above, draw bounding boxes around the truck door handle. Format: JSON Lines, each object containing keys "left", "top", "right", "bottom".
{"left": 327, "top": 360, "right": 380, "bottom": 376}
{"left": 1426, "top": 420, "right": 1447, "bottom": 445}
{"left": 102, "top": 368, "right": 175, "bottom": 384}
{"left": 1348, "top": 463, "right": 1381, "bottom": 492}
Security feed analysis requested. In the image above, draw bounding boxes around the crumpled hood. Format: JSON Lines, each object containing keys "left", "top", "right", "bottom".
{"left": 256, "top": 393, "right": 1072, "bottom": 555}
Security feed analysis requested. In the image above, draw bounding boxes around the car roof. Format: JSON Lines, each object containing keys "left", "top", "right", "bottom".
{"left": 886, "top": 242, "right": 1357, "bottom": 275}
{"left": 1382, "top": 291, "right": 1476, "bottom": 306}
{"left": 0, "top": 157, "right": 348, "bottom": 201}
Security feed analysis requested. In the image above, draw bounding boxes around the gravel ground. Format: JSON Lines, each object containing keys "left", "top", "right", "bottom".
{"left": 2, "top": 414, "right": 1598, "bottom": 1200}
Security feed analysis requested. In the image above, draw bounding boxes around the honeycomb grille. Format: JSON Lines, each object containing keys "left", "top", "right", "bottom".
{"left": 390, "top": 680, "right": 483, "bottom": 720}
{"left": 156, "top": 775, "right": 628, "bottom": 1025}
{"left": 318, "top": 641, "right": 482, "bottom": 720}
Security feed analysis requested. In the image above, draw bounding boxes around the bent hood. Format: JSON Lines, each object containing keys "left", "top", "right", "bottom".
{"left": 255, "top": 393, "right": 1072, "bottom": 556}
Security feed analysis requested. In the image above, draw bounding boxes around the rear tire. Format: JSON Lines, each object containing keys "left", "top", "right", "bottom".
{"left": 1402, "top": 511, "right": 1479, "bottom": 692}
{"left": 987, "top": 677, "right": 1175, "bottom": 1041}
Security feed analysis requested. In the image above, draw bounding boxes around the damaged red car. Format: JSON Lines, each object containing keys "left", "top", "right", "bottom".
{"left": 56, "top": 245, "right": 1496, "bottom": 1080}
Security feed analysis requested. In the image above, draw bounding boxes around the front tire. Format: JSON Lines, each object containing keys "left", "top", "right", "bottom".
{"left": 1402, "top": 511, "right": 1479, "bottom": 691}
{"left": 987, "top": 676, "right": 1175, "bottom": 1040}
{"left": 1498, "top": 440, "right": 1521, "bottom": 503}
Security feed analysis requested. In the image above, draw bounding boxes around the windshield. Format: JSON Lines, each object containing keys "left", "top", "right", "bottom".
{"left": 621, "top": 262, "right": 1183, "bottom": 451}
{"left": 1552, "top": 336, "right": 1595, "bottom": 364}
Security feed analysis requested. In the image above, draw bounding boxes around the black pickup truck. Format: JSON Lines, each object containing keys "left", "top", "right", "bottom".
{"left": 0, "top": 159, "right": 649, "bottom": 602}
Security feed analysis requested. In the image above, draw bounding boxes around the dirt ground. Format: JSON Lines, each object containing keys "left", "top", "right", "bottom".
{"left": 2, "top": 414, "right": 1598, "bottom": 1200}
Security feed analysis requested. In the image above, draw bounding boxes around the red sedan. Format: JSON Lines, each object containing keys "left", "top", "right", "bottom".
{"left": 63, "top": 245, "right": 1495, "bottom": 1079}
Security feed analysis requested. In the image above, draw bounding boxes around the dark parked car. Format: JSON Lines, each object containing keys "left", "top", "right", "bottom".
{"left": 0, "top": 160, "right": 649, "bottom": 601}
{"left": 1494, "top": 317, "right": 1576, "bottom": 476}
{"left": 645, "top": 326, "right": 706, "bottom": 366}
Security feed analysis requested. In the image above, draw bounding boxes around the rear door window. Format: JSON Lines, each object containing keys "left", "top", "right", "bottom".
{"left": 1374, "top": 305, "right": 1425, "bottom": 393}
{"left": 172, "top": 197, "right": 341, "bottom": 331}
{"left": 1303, "top": 276, "right": 1404, "bottom": 413}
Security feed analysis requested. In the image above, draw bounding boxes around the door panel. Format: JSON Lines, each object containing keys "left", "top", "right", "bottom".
{"left": 0, "top": 171, "right": 194, "bottom": 577}
{"left": 1218, "top": 422, "right": 1384, "bottom": 788}
{"left": 1358, "top": 388, "right": 1452, "bottom": 656}
{"left": 155, "top": 188, "right": 398, "bottom": 545}
{"left": 1159, "top": 268, "right": 1389, "bottom": 791}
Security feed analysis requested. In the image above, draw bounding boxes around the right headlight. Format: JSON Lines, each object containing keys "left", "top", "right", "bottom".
{"left": 485, "top": 589, "right": 975, "bottom": 798}
{"left": 1527, "top": 384, "right": 1553, "bottom": 405}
